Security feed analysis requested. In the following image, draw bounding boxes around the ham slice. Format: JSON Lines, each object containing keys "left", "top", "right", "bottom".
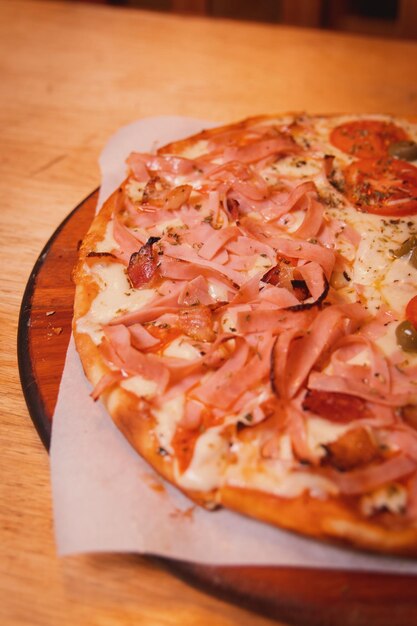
{"left": 274, "top": 238, "right": 335, "bottom": 281}
{"left": 193, "top": 334, "right": 274, "bottom": 410}
{"left": 112, "top": 217, "right": 145, "bottom": 264}
{"left": 237, "top": 307, "right": 315, "bottom": 335}
{"left": 297, "top": 262, "right": 327, "bottom": 302}
{"left": 223, "top": 136, "right": 299, "bottom": 164}
{"left": 258, "top": 285, "right": 300, "bottom": 308}
{"left": 292, "top": 197, "right": 324, "bottom": 239}
{"left": 102, "top": 324, "right": 170, "bottom": 391}
{"left": 128, "top": 152, "right": 196, "bottom": 177}
{"left": 284, "top": 306, "right": 348, "bottom": 398}
{"left": 129, "top": 323, "right": 161, "bottom": 350}
{"left": 328, "top": 455, "right": 417, "bottom": 496}
{"left": 198, "top": 226, "right": 240, "bottom": 260}
{"left": 162, "top": 242, "right": 245, "bottom": 285}
{"left": 308, "top": 372, "right": 412, "bottom": 407}
{"left": 91, "top": 371, "right": 126, "bottom": 401}
{"left": 178, "top": 276, "right": 215, "bottom": 306}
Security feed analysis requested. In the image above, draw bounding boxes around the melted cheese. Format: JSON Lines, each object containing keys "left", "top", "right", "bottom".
{"left": 125, "top": 179, "right": 146, "bottom": 203}
{"left": 95, "top": 220, "right": 117, "bottom": 253}
{"left": 76, "top": 263, "right": 155, "bottom": 343}
{"left": 177, "top": 425, "right": 229, "bottom": 491}
{"left": 121, "top": 375, "right": 158, "bottom": 398}
{"left": 306, "top": 417, "right": 351, "bottom": 459}
{"left": 225, "top": 440, "right": 338, "bottom": 498}
{"left": 163, "top": 336, "right": 201, "bottom": 360}
{"left": 153, "top": 395, "right": 184, "bottom": 454}
{"left": 361, "top": 483, "right": 407, "bottom": 517}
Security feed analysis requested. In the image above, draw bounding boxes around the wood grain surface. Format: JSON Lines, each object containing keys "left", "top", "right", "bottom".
{"left": 2, "top": 1, "right": 417, "bottom": 625}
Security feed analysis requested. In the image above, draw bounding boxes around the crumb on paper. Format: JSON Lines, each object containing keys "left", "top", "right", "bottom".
{"left": 169, "top": 506, "right": 195, "bottom": 521}
{"left": 46, "top": 310, "right": 55, "bottom": 316}
{"left": 142, "top": 472, "right": 166, "bottom": 494}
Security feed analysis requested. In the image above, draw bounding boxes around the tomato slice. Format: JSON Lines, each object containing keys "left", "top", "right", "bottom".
{"left": 406, "top": 296, "right": 417, "bottom": 330}
{"left": 344, "top": 157, "right": 417, "bottom": 216}
{"left": 330, "top": 120, "right": 408, "bottom": 159}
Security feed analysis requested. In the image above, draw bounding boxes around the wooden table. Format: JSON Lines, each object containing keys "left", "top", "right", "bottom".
{"left": 2, "top": 2, "right": 417, "bottom": 624}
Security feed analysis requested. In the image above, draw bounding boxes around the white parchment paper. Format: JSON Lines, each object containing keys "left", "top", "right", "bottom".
{"left": 51, "top": 116, "right": 417, "bottom": 572}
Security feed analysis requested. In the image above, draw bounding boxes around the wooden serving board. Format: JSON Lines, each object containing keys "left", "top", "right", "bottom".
{"left": 17, "top": 191, "right": 417, "bottom": 626}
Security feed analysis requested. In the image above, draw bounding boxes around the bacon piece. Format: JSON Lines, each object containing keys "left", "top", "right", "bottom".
{"left": 178, "top": 305, "right": 215, "bottom": 342}
{"left": 324, "top": 428, "right": 380, "bottom": 471}
{"left": 302, "top": 389, "right": 371, "bottom": 423}
{"left": 127, "top": 236, "right": 161, "bottom": 288}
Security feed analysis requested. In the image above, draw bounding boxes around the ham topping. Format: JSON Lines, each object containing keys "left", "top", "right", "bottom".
{"left": 85, "top": 116, "right": 417, "bottom": 510}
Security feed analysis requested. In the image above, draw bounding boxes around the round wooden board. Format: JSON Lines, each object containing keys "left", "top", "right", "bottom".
{"left": 17, "top": 190, "right": 417, "bottom": 626}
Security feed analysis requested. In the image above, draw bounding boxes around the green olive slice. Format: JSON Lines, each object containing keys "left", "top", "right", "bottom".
{"left": 396, "top": 320, "right": 417, "bottom": 352}
{"left": 388, "top": 140, "right": 417, "bottom": 161}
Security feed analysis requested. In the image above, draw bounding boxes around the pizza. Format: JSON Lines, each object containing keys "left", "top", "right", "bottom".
{"left": 73, "top": 114, "right": 417, "bottom": 556}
